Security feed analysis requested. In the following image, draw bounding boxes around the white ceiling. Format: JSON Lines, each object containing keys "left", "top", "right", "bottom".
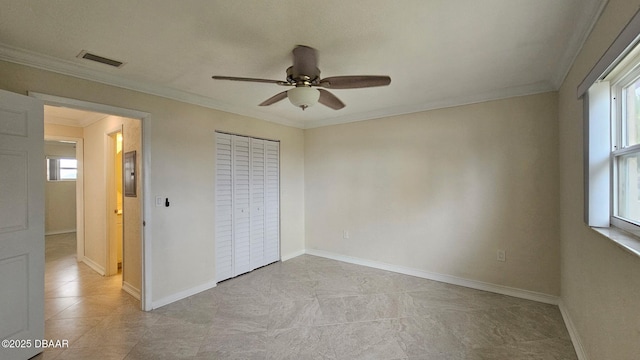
{"left": 0, "top": 0, "right": 605, "bottom": 129}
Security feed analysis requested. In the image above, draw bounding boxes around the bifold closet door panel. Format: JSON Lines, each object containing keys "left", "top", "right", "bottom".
{"left": 250, "top": 138, "right": 266, "bottom": 270}
{"left": 233, "top": 135, "right": 252, "bottom": 276}
{"left": 264, "top": 141, "right": 280, "bottom": 264}
{"left": 215, "top": 133, "right": 280, "bottom": 282}
{"left": 215, "top": 133, "right": 233, "bottom": 282}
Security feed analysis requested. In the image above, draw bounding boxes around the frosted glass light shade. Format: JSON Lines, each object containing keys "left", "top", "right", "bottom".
{"left": 288, "top": 87, "right": 320, "bottom": 109}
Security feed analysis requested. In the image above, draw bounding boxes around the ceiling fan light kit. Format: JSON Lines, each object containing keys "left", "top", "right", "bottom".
{"left": 287, "top": 87, "right": 320, "bottom": 110}
{"left": 212, "top": 45, "right": 391, "bottom": 111}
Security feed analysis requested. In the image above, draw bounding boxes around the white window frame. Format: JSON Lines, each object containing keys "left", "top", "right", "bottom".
{"left": 46, "top": 157, "right": 77, "bottom": 181}
{"left": 581, "top": 8, "right": 640, "bottom": 249}
{"left": 609, "top": 60, "right": 640, "bottom": 232}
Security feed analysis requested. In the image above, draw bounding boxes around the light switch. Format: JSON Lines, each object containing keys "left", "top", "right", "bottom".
{"left": 155, "top": 196, "right": 163, "bottom": 207}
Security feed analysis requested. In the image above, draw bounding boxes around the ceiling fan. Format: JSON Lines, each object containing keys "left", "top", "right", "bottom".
{"left": 212, "top": 45, "right": 391, "bottom": 111}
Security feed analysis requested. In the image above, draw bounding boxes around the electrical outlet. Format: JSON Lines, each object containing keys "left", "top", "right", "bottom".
{"left": 497, "top": 249, "right": 506, "bottom": 262}
{"left": 343, "top": 230, "right": 350, "bottom": 239}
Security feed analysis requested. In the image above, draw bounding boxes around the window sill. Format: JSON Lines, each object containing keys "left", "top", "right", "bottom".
{"left": 590, "top": 226, "right": 640, "bottom": 258}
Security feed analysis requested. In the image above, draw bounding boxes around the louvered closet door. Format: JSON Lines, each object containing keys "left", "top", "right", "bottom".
{"left": 250, "top": 138, "right": 266, "bottom": 270}
{"left": 215, "top": 133, "right": 279, "bottom": 282}
{"left": 215, "top": 133, "right": 233, "bottom": 282}
{"left": 264, "top": 141, "right": 280, "bottom": 264}
{"left": 233, "top": 136, "right": 252, "bottom": 276}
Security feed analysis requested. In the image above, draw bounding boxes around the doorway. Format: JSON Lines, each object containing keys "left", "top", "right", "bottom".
{"left": 107, "top": 130, "right": 124, "bottom": 277}
{"left": 39, "top": 96, "right": 148, "bottom": 309}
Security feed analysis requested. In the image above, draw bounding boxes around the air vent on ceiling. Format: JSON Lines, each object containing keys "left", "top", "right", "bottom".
{"left": 76, "top": 50, "right": 125, "bottom": 68}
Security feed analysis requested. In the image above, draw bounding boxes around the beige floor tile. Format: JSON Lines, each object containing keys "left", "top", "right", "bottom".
{"left": 40, "top": 233, "right": 577, "bottom": 360}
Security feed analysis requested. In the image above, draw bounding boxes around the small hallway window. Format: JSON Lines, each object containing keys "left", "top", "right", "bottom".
{"left": 46, "top": 158, "right": 77, "bottom": 181}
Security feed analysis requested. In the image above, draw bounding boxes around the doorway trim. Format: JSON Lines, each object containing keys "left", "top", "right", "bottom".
{"left": 105, "top": 127, "right": 123, "bottom": 277}
{"left": 29, "top": 92, "right": 153, "bottom": 311}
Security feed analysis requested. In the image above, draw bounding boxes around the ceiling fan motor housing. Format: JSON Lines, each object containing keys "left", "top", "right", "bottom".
{"left": 286, "top": 66, "right": 320, "bottom": 86}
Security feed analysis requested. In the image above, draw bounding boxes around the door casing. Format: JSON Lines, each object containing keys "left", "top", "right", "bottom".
{"left": 30, "top": 92, "right": 153, "bottom": 311}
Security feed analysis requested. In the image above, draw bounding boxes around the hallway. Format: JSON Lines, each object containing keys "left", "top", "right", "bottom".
{"left": 38, "top": 233, "right": 143, "bottom": 359}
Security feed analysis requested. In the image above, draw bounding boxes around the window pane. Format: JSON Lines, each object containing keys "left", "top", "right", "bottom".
{"left": 59, "top": 169, "right": 77, "bottom": 180}
{"left": 624, "top": 77, "right": 640, "bottom": 146}
{"left": 58, "top": 158, "right": 77, "bottom": 168}
{"left": 617, "top": 152, "right": 640, "bottom": 223}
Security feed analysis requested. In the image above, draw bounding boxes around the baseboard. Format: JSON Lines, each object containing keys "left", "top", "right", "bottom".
{"left": 80, "top": 256, "right": 105, "bottom": 276}
{"left": 281, "top": 249, "right": 306, "bottom": 261}
{"left": 150, "top": 249, "right": 304, "bottom": 309}
{"left": 151, "top": 280, "right": 217, "bottom": 310}
{"left": 45, "top": 229, "right": 76, "bottom": 236}
{"left": 122, "top": 281, "right": 141, "bottom": 300}
{"left": 559, "top": 300, "right": 588, "bottom": 360}
{"left": 305, "top": 248, "right": 559, "bottom": 305}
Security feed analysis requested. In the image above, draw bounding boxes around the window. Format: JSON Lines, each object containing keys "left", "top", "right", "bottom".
{"left": 46, "top": 158, "right": 77, "bottom": 181}
{"left": 584, "top": 41, "right": 640, "bottom": 233}
{"left": 581, "top": 9, "right": 640, "bottom": 252}
{"left": 613, "top": 73, "right": 640, "bottom": 224}
{"left": 607, "top": 47, "right": 640, "bottom": 229}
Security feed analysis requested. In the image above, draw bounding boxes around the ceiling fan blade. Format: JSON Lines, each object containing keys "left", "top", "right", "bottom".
{"left": 259, "top": 91, "right": 288, "bottom": 106}
{"left": 318, "top": 89, "right": 345, "bottom": 110}
{"left": 292, "top": 45, "right": 319, "bottom": 79}
{"left": 319, "top": 75, "right": 391, "bottom": 89}
{"left": 212, "top": 76, "right": 288, "bottom": 85}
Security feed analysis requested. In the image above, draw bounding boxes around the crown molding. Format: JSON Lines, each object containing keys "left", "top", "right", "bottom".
{"left": 0, "top": 43, "right": 305, "bottom": 128}
{"left": 552, "top": 0, "right": 609, "bottom": 89}
{"left": 302, "top": 81, "right": 554, "bottom": 129}
{"left": 1, "top": 41, "right": 569, "bottom": 130}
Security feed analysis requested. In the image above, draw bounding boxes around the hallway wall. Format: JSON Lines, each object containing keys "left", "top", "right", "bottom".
{"left": 82, "top": 115, "right": 141, "bottom": 297}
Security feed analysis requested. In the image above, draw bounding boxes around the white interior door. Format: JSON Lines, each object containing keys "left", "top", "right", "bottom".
{"left": 0, "top": 89, "right": 45, "bottom": 359}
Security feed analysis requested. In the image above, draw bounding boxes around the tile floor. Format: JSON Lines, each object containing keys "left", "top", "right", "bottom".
{"left": 34, "top": 233, "right": 577, "bottom": 359}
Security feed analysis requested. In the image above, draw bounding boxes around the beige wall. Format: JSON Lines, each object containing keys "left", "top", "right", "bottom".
{"left": 0, "top": 60, "right": 305, "bottom": 304}
{"left": 305, "top": 92, "right": 560, "bottom": 295}
{"left": 44, "top": 142, "right": 76, "bottom": 234}
{"left": 558, "top": 0, "right": 640, "bottom": 358}
{"left": 83, "top": 116, "right": 125, "bottom": 273}
{"left": 82, "top": 115, "right": 142, "bottom": 293}
{"left": 147, "top": 99, "right": 305, "bottom": 302}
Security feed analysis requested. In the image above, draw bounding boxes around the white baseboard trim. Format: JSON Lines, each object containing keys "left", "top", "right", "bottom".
{"left": 122, "top": 281, "right": 141, "bottom": 301}
{"left": 151, "top": 280, "right": 217, "bottom": 310}
{"left": 559, "top": 300, "right": 588, "bottom": 360}
{"left": 281, "top": 249, "right": 306, "bottom": 262}
{"left": 45, "top": 229, "right": 76, "bottom": 236}
{"left": 80, "top": 256, "right": 105, "bottom": 276}
{"left": 305, "top": 248, "right": 559, "bottom": 305}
